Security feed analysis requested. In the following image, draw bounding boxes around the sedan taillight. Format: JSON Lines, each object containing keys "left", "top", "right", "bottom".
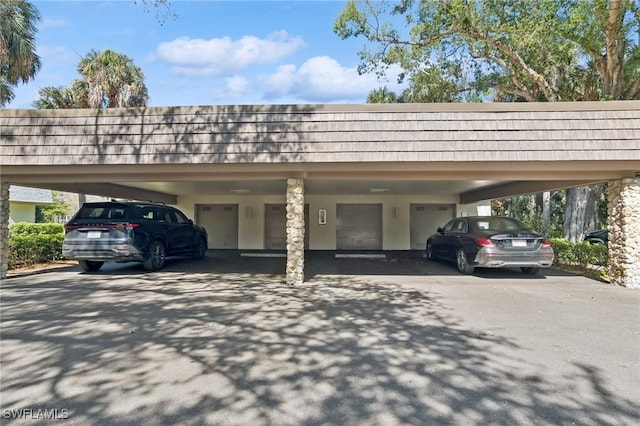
{"left": 476, "top": 237, "right": 495, "bottom": 247}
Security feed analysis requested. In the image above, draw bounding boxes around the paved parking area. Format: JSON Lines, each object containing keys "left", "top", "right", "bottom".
{"left": 1, "top": 252, "right": 639, "bottom": 425}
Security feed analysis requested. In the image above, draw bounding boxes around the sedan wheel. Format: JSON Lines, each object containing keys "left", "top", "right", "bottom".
{"left": 456, "top": 248, "right": 475, "bottom": 274}
{"left": 143, "top": 240, "right": 166, "bottom": 271}
{"left": 521, "top": 267, "right": 540, "bottom": 275}
{"left": 193, "top": 237, "right": 207, "bottom": 260}
{"left": 426, "top": 242, "right": 434, "bottom": 260}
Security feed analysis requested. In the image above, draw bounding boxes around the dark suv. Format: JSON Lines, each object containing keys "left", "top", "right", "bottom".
{"left": 63, "top": 201, "right": 208, "bottom": 272}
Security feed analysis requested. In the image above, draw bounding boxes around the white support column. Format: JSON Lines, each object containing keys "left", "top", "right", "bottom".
{"left": 286, "top": 178, "right": 305, "bottom": 285}
{"left": 608, "top": 178, "right": 640, "bottom": 289}
{"left": 0, "top": 182, "right": 10, "bottom": 280}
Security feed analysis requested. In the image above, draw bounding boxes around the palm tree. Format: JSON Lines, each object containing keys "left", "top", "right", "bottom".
{"left": 33, "top": 80, "right": 91, "bottom": 109}
{"left": 77, "top": 49, "right": 149, "bottom": 108}
{"left": 0, "top": 0, "right": 41, "bottom": 107}
{"left": 34, "top": 49, "right": 149, "bottom": 208}
{"left": 33, "top": 85, "right": 77, "bottom": 109}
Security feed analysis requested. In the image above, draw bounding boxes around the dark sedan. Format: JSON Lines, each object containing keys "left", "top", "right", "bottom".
{"left": 426, "top": 216, "right": 554, "bottom": 275}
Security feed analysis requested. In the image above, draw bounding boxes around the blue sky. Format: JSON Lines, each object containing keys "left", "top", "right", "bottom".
{"left": 7, "top": 0, "right": 406, "bottom": 108}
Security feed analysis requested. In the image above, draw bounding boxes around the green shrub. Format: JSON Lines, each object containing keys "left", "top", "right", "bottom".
{"left": 550, "top": 237, "right": 609, "bottom": 281}
{"left": 549, "top": 238, "right": 574, "bottom": 265}
{"left": 8, "top": 223, "right": 65, "bottom": 269}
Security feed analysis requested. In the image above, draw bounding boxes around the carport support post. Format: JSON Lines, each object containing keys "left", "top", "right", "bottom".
{"left": 0, "top": 182, "right": 9, "bottom": 280}
{"left": 608, "top": 177, "right": 640, "bottom": 289}
{"left": 286, "top": 178, "right": 304, "bottom": 285}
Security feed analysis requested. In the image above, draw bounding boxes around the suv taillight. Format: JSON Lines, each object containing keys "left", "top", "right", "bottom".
{"left": 541, "top": 238, "right": 551, "bottom": 248}
{"left": 114, "top": 223, "right": 140, "bottom": 230}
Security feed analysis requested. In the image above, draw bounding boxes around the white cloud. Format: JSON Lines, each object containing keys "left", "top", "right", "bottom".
{"left": 37, "top": 45, "right": 76, "bottom": 66}
{"left": 259, "top": 56, "right": 406, "bottom": 103}
{"left": 214, "top": 75, "right": 252, "bottom": 100}
{"left": 152, "top": 31, "right": 306, "bottom": 76}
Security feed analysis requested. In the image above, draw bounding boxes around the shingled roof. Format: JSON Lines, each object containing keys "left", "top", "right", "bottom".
{"left": 1, "top": 101, "right": 639, "bottom": 166}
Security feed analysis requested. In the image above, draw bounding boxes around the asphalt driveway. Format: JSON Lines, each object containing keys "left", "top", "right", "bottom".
{"left": 1, "top": 252, "right": 639, "bottom": 425}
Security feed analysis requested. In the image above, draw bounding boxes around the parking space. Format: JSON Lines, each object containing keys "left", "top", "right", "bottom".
{"left": 1, "top": 253, "right": 638, "bottom": 424}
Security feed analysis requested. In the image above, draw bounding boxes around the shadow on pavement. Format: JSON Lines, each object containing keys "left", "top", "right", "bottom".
{"left": 1, "top": 262, "right": 636, "bottom": 425}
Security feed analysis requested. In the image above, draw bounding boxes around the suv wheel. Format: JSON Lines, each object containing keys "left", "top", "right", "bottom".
{"left": 79, "top": 260, "right": 104, "bottom": 272}
{"left": 193, "top": 237, "right": 207, "bottom": 260}
{"left": 143, "top": 240, "right": 166, "bottom": 271}
{"left": 456, "top": 248, "right": 475, "bottom": 275}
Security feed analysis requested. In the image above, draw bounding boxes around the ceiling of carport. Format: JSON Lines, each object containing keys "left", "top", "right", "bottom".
{"left": 118, "top": 179, "right": 500, "bottom": 196}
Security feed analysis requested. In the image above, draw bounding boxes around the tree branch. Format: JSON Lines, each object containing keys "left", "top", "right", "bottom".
{"left": 457, "top": 27, "right": 558, "bottom": 101}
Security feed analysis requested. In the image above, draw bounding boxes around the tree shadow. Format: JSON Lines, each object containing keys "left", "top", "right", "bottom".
{"left": 1, "top": 268, "right": 637, "bottom": 424}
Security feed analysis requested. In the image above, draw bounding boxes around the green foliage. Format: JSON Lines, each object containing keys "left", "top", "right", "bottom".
{"left": 8, "top": 222, "right": 65, "bottom": 269}
{"left": 34, "top": 49, "right": 149, "bottom": 109}
{"left": 492, "top": 191, "right": 565, "bottom": 237}
{"left": 0, "top": 0, "right": 42, "bottom": 106}
{"left": 35, "top": 192, "right": 73, "bottom": 223}
{"left": 336, "top": 0, "right": 640, "bottom": 102}
{"left": 550, "top": 237, "right": 609, "bottom": 281}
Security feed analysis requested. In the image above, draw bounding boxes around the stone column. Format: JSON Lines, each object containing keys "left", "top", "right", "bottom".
{"left": 608, "top": 178, "right": 640, "bottom": 289}
{"left": 286, "top": 178, "right": 304, "bottom": 285}
{"left": 0, "top": 182, "right": 10, "bottom": 280}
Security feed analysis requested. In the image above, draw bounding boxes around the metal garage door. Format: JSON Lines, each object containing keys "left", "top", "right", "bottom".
{"left": 197, "top": 204, "right": 238, "bottom": 249}
{"left": 410, "top": 204, "right": 455, "bottom": 250}
{"left": 264, "top": 204, "right": 309, "bottom": 250}
{"left": 336, "top": 204, "right": 382, "bottom": 250}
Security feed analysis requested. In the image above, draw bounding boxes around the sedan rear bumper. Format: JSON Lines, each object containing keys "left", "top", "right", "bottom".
{"left": 473, "top": 247, "right": 554, "bottom": 268}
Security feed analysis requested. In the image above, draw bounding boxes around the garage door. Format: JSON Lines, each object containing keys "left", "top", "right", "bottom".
{"left": 264, "top": 204, "right": 309, "bottom": 250}
{"left": 410, "top": 204, "right": 455, "bottom": 250}
{"left": 336, "top": 204, "right": 382, "bottom": 250}
{"left": 197, "top": 204, "right": 238, "bottom": 249}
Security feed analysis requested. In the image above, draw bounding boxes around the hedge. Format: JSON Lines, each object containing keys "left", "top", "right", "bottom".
{"left": 550, "top": 237, "right": 609, "bottom": 281}
{"left": 8, "top": 222, "right": 65, "bottom": 270}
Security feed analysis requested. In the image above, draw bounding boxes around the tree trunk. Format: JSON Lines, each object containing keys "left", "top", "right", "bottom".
{"left": 542, "top": 191, "right": 551, "bottom": 234}
{"left": 563, "top": 185, "right": 601, "bottom": 242}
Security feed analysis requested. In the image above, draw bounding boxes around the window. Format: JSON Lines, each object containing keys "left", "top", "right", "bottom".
{"left": 443, "top": 220, "right": 456, "bottom": 232}
{"left": 77, "top": 205, "right": 128, "bottom": 220}
{"left": 453, "top": 220, "right": 468, "bottom": 233}
{"left": 172, "top": 209, "right": 189, "bottom": 224}
{"left": 140, "top": 208, "right": 155, "bottom": 220}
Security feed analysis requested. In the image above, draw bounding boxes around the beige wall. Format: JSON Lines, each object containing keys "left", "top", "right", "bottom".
{"left": 178, "top": 194, "right": 286, "bottom": 250}
{"left": 178, "top": 194, "right": 489, "bottom": 250}
{"left": 9, "top": 202, "right": 36, "bottom": 223}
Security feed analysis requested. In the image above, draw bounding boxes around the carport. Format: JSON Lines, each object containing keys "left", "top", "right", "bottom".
{"left": 1, "top": 101, "right": 639, "bottom": 286}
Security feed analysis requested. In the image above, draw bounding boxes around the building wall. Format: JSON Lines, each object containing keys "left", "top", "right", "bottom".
{"left": 177, "top": 194, "right": 488, "bottom": 251}
{"left": 9, "top": 202, "right": 36, "bottom": 223}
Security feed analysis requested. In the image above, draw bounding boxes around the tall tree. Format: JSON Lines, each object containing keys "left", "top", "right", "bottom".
{"left": 0, "top": 0, "right": 41, "bottom": 107}
{"left": 76, "top": 49, "right": 149, "bottom": 108}
{"left": 33, "top": 85, "right": 80, "bottom": 109}
{"left": 34, "top": 50, "right": 149, "bottom": 207}
{"left": 34, "top": 50, "right": 149, "bottom": 108}
{"left": 335, "top": 0, "right": 639, "bottom": 241}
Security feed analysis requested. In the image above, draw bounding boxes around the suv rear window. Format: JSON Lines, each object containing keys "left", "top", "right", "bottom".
{"left": 76, "top": 204, "right": 130, "bottom": 220}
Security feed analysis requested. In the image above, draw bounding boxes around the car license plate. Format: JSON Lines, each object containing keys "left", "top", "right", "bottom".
{"left": 512, "top": 240, "right": 527, "bottom": 247}
{"left": 86, "top": 231, "right": 101, "bottom": 239}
